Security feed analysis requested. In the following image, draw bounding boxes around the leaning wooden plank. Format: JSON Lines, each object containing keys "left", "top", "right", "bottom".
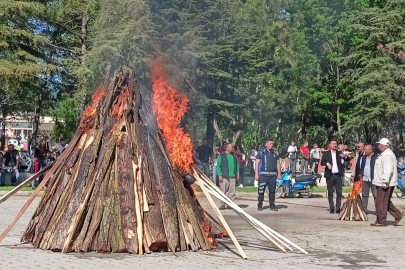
{"left": 192, "top": 171, "right": 247, "bottom": 259}
{"left": 0, "top": 163, "right": 54, "bottom": 205}
{"left": 0, "top": 129, "right": 83, "bottom": 244}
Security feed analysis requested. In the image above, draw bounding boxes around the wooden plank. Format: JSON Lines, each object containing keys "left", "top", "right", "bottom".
{"left": 193, "top": 172, "right": 248, "bottom": 259}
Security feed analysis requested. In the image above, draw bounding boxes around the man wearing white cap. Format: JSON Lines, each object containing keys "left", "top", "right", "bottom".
{"left": 372, "top": 138, "right": 403, "bottom": 226}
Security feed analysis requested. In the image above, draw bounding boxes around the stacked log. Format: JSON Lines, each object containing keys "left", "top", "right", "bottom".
{"left": 338, "top": 178, "right": 368, "bottom": 221}
{"left": 21, "top": 69, "right": 223, "bottom": 253}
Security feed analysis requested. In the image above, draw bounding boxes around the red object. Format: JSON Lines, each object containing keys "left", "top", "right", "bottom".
{"left": 34, "top": 159, "right": 40, "bottom": 173}
{"left": 234, "top": 151, "right": 244, "bottom": 167}
{"left": 218, "top": 148, "right": 224, "bottom": 154}
{"left": 300, "top": 145, "right": 309, "bottom": 158}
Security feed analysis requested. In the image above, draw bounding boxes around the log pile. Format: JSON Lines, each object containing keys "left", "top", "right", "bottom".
{"left": 338, "top": 179, "right": 368, "bottom": 221}
{"left": 19, "top": 69, "right": 223, "bottom": 253}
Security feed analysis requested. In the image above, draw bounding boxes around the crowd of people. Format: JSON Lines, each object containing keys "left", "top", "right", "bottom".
{"left": 195, "top": 137, "right": 404, "bottom": 226}
{"left": 0, "top": 138, "right": 68, "bottom": 187}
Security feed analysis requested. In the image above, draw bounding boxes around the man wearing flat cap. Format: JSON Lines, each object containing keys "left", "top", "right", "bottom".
{"left": 372, "top": 138, "right": 403, "bottom": 226}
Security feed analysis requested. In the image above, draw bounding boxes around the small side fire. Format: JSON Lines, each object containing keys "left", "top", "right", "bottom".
{"left": 338, "top": 179, "right": 368, "bottom": 221}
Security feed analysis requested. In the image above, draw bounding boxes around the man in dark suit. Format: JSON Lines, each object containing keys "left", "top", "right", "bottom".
{"left": 321, "top": 139, "right": 346, "bottom": 214}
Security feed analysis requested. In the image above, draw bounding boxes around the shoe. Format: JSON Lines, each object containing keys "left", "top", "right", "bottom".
{"left": 336, "top": 209, "right": 341, "bottom": 214}
{"left": 370, "top": 222, "right": 386, "bottom": 227}
{"left": 270, "top": 206, "right": 278, "bottom": 211}
{"left": 330, "top": 209, "right": 335, "bottom": 214}
{"left": 258, "top": 207, "right": 263, "bottom": 211}
{"left": 239, "top": 184, "right": 243, "bottom": 188}
{"left": 394, "top": 215, "right": 403, "bottom": 226}
{"left": 219, "top": 205, "right": 226, "bottom": 210}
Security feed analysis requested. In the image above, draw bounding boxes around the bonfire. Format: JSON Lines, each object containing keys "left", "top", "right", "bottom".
{"left": 0, "top": 66, "right": 308, "bottom": 258}
{"left": 338, "top": 177, "right": 368, "bottom": 221}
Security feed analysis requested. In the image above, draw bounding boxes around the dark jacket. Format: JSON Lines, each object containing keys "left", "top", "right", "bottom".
{"left": 356, "top": 154, "right": 377, "bottom": 181}
{"left": 321, "top": 150, "right": 345, "bottom": 179}
{"left": 219, "top": 152, "right": 238, "bottom": 179}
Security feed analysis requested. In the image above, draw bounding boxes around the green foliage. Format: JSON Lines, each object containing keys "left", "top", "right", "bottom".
{"left": 50, "top": 97, "right": 79, "bottom": 140}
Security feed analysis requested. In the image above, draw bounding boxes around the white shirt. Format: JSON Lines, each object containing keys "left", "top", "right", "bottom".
{"left": 363, "top": 157, "right": 371, "bottom": 182}
{"left": 287, "top": 146, "right": 297, "bottom": 153}
{"left": 331, "top": 150, "right": 339, "bottom": 173}
{"left": 310, "top": 148, "right": 320, "bottom": 159}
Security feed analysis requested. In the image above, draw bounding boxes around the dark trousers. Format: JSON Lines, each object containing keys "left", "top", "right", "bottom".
{"left": 362, "top": 181, "right": 377, "bottom": 212}
{"left": 289, "top": 158, "right": 296, "bottom": 176}
{"left": 239, "top": 167, "right": 245, "bottom": 185}
{"left": 375, "top": 186, "right": 402, "bottom": 224}
{"left": 326, "top": 174, "right": 342, "bottom": 210}
{"left": 258, "top": 175, "right": 277, "bottom": 207}
{"left": 310, "top": 158, "right": 319, "bottom": 174}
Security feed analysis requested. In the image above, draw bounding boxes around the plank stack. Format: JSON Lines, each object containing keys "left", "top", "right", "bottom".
{"left": 20, "top": 68, "right": 223, "bottom": 254}
{"left": 338, "top": 179, "right": 368, "bottom": 221}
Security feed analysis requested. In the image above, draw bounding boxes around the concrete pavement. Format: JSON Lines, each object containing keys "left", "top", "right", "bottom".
{"left": 1, "top": 194, "right": 405, "bottom": 270}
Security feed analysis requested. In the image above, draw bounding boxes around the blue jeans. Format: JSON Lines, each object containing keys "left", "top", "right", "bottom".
{"left": 1, "top": 169, "right": 19, "bottom": 185}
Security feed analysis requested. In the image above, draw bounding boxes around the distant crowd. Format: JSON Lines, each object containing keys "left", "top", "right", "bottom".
{"left": 0, "top": 138, "right": 68, "bottom": 187}
{"left": 195, "top": 137, "right": 405, "bottom": 226}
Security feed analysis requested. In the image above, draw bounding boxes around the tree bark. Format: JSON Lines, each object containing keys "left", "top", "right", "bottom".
{"left": 31, "top": 92, "right": 43, "bottom": 149}
{"left": 206, "top": 108, "right": 215, "bottom": 148}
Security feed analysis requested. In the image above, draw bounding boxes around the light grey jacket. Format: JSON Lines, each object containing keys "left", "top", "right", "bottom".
{"left": 373, "top": 148, "right": 398, "bottom": 187}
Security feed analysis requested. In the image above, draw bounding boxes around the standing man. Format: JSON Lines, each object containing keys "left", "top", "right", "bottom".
{"left": 255, "top": 139, "right": 282, "bottom": 211}
{"left": 372, "top": 138, "right": 403, "bottom": 226}
{"left": 321, "top": 139, "right": 345, "bottom": 214}
{"left": 216, "top": 143, "right": 239, "bottom": 210}
{"left": 310, "top": 143, "right": 321, "bottom": 174}
{"left": 362, "top": 145, "right": 377, "bottom": 213}
{"left": 350, "top": 141, "right": 365, "bottom": 183}
{"left": 196, "top": 138, "right": 212, "bottom": 177}
{"left": 1, "top": 144, "right": 20, "bottom": 186}
{"left": 300, "top": 141, "right": 310, "bottom": 175}
{"left": 287, "top": 140, "right": 298, "bottom": 177}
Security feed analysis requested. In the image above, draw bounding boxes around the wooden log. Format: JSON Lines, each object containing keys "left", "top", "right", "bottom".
{"left": 20, "top": 165, "right": 63, "bottom": 243}
{"left": 0, "top": 129, "right": 83, "bottom": 244}
{"left": 29, "top": 166, "right": 66, "bottom": 246}
{"left": 109, "top": 158, "right": 126, "bottom": 253}
{"left": 338, "top": 201, "right": 348, "bottom": 220}
{"left": 132, "top": 160, "right": 143, "bottom": 254}
{"left": 117, "top": 134, "right": 138, "bottom": 253}
{"left": 97, "top": 163, "right": 113, "bottom": 253}
{"left": 74, "top": 158, "right": 110, "bottom": 252}
{"left": 146, "top": 133, "right": 179, "bottom": 252}
{"left": 48, "top": 134, "right": 95, "bottom": 251}
{"left": 0, "top": 163, "right": 53, "bottom": 205}
{"left": 61, "top": 134, "right": 116, "bottom": 253}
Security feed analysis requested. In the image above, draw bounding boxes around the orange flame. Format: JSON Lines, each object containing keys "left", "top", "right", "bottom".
{"left": 151, "top": 64, "right": 194, "bottom": 172}
{"left": 349, "top": 179, "right": 363, "bottom": 199}
{"left": 111, "top": 87, "right": 130, "bottom": 116}
{"left": 80, "top": 87, "right": 106, "bottom": 133}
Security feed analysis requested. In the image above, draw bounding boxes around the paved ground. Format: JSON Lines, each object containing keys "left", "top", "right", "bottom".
{"left": 1, "top": 194, "right": 405, "bottom": 270}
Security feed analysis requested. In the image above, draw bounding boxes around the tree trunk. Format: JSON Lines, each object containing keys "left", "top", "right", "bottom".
{"left": 78, "top": 12, "right": 88, "bottom": 119}
{"left": 206, "top": 108, "right": 215, "bottom": 147}
{"left": 31, "top": 92, "right": 43, "bottom": 149}
{"left": 301, "top": 109, "right": 306, "bottom": 142}
{"left": 336, "top": 104, "right": 343, "bottom": 141}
